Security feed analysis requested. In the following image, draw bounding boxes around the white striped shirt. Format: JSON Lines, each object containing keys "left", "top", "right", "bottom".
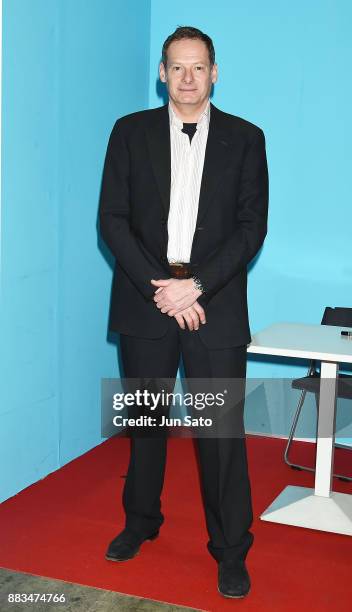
{"left": 167, "top": 99, "right": 210, "bottom": 263}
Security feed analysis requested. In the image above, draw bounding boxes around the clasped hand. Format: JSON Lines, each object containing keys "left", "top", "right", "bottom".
{"left": 150, "top": 278, "right": 206, "bottom": 331}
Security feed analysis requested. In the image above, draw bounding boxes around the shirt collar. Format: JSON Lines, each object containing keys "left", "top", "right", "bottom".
{"left": 168, "top": 99, "right": 210, "bottom": 131}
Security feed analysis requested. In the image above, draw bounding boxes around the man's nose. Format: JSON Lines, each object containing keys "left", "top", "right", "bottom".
{"left": 183, "top": 69, "right": 193, "bottom": 83}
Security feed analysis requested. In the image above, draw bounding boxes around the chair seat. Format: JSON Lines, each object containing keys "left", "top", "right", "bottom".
{"left": 292, "top": 372, "right": 352, "bottom": 400}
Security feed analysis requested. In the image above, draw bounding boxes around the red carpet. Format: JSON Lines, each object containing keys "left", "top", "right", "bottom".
{"left": 0, "top": 435, "right": 351, "bottom": 611}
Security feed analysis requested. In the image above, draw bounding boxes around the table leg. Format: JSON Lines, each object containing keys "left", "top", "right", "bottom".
{"left": 314, "top": 361, "right": 338, "bottom": 497}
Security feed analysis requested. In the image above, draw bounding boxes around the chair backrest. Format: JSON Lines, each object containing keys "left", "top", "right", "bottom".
{"left": 321, "top": 307, "right": 352, "bottom": 327}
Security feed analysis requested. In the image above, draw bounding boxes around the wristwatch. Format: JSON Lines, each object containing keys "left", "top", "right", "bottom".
{"left": 192, "top": 275, "right": 205, "bottom": 294}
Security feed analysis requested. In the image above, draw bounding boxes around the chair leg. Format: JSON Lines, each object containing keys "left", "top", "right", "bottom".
{"left": 285, "top": 391, "right": 352, "bottom": 482}
{"left": 284, "top": 389, "right": 315, "bottom": 473}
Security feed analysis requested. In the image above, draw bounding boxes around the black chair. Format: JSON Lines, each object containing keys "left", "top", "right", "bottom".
{"left": 284, "top": 307, "right": 352, "bottom": 482}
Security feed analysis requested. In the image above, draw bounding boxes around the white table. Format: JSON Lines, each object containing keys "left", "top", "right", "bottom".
{"left": 247, "top": 322, "right": 352, "bottom": 536}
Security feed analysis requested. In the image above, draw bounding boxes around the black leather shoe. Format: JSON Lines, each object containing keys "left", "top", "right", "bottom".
{"left": 218, "top": 559, "right": 251, "bottom": 598}
{"left": 105, "top": 527, "right": 159, "bottom": 562}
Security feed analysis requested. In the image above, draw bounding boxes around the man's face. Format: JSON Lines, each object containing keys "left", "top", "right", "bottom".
{"left": 159, "top": 38, "right": 217, "bottom": 109}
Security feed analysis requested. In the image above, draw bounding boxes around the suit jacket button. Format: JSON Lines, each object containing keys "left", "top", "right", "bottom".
{"left": 196, "top": 226, "right": 204, "bottom": 230}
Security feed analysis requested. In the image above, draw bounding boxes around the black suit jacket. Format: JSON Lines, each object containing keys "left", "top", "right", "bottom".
{"left": 99, "top": 102, "right": 268, "bottom": 349}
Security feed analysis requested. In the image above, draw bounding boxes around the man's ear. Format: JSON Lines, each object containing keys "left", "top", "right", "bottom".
{"left": 211, "top": 63, "right": 218, "bottom": 84}
{"left": 159, "top": 62, "right": 167, "bottom": 83}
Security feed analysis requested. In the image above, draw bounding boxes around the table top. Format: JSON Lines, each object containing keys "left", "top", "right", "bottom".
{"left": 247, "top": 322, "right": 352, "bottom": 363}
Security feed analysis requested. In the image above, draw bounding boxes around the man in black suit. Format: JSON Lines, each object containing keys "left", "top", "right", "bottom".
{"left": 99, "top": 26, "right": 268, "bottom": 599}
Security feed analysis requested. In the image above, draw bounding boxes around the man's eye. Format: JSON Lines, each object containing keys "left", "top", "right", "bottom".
{"left": 173, "top": 66, "right": 180, "bottom": 71}
{"left": 195, "top": 66, "right": 204, "bottom": 70}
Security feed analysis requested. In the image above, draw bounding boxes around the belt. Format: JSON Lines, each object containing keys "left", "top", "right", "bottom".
{"left": 168, "top": 262, "right": 193, "bottom": 279}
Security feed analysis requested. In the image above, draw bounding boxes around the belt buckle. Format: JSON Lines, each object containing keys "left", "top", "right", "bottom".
{"left": 169, "top": 261, "right": 191, "bottom": 279}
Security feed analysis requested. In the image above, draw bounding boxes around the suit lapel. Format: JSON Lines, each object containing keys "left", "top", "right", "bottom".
{"left": 195, "top": 103, "right": 233, "bottom": 227}
{"left": 145, "top": 101, "right": 233, "bottom": 224}
{"left": 145, "top": 104, "right": 171, "bottom": 218}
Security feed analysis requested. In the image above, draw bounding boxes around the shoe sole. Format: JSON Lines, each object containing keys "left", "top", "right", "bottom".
{"left": 217, "top": 586, "right": 250, "bottom": 599}
{"left": 105, "top": 532, "right": 159, "bottom": 562}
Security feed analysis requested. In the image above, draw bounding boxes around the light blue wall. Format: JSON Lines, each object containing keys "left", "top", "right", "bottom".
{"left": 1, "top": 0, "right": 60, "bottom": 504}
{"left": 0, "top": 0, "right": 151, "bottom": 502}
{"left": 1, "top": 1, "right": 351, "bottom": 503}
{"left": 149, "top": 0, "right": 352, "bottom": 438}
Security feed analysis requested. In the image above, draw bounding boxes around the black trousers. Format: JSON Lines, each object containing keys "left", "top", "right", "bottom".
{"left": 118, "top": 317, "right": 254, "bottom": 563}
